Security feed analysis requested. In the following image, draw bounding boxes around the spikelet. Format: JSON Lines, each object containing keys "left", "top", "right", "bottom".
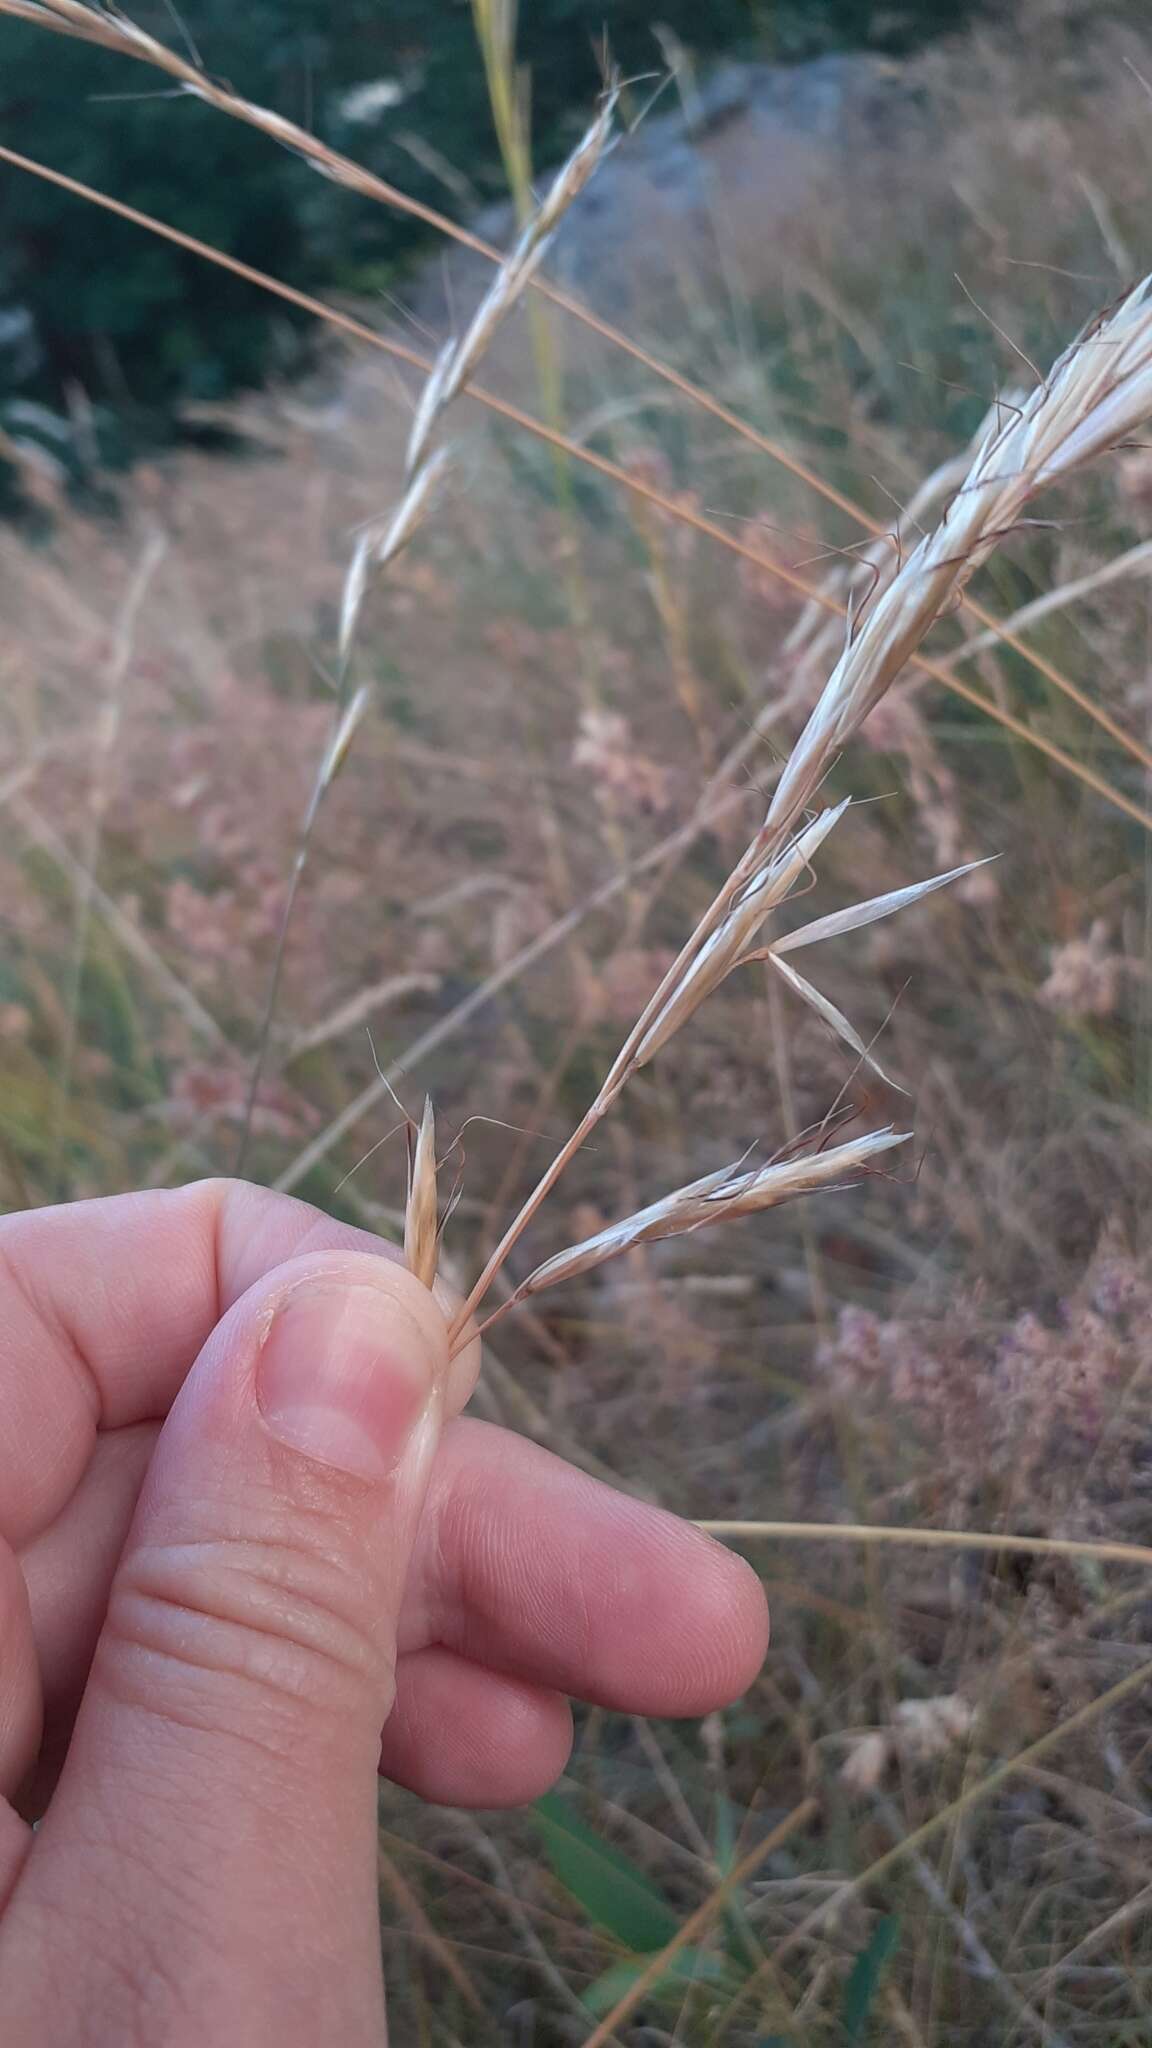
{"left": 339, "top": 88, "right": 618, "bottom": 658}
{"left": 518, "top": 1128, "right": 910, "bottom": 1297}
{"left": 338, "top": 448, "right": 452, "bottom": 662}
{"left": 631, "top": 801, "right": 850, "bottom": 1066}
{"left": 632, "top": 805, "right": 989, "bottom": 1085}
{"left": 763, "top": 855, "right": 995, "bottom": 1083}
{"left": 316, "top": 683, "right": 373, "bottom": 793}
{"left": 782, "top": 388, "right": 1031, "bottom": 691}
{"left": 404, "top": 88, "right": 617, "bottom": 475}
{"left": 403, "top": 1097, "right": 440, "bottom": 1290}
{"left": 767, "top": 280, "right": 1152, "bottom": 841}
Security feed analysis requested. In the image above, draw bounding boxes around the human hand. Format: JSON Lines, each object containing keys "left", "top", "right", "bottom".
{"left": 0, "top": 1179, "right": 767, "bottom": 2045}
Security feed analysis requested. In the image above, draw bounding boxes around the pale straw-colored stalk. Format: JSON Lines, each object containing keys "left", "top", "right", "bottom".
{"left": 945, "top": 535, "right": 1152, "bottom": 662}
{"left": 234, "top": 681, "right": 374, "bottom": 1170}
{"left": 448, "top": 273, "right": 1152, "bottom": 1345}
{"left": 695, "top": 1520, "right": 1152, "bottom": 1570}
{"left": 49, "top": 522, "right": 166, "bottom": 1192}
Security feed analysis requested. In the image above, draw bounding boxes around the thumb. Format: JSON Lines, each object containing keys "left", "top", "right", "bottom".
{"left": 2, "top": 1250, "right": 447, "bottom": 2048}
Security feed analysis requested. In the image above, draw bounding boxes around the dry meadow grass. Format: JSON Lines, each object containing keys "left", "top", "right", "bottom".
{"left": 5, "top": 0, "right": 1152, "bottom": 2039}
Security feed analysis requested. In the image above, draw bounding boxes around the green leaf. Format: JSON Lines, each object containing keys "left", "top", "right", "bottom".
{"left": 583, "top": 1947, "right": 732, "bottom": 2017}
{"left": 713, "top": 1795, "right": 763, "bottom": 1972}
{"left": 842, "top": 1915, "right": 900, "bottom": 2043}
{"left": 532, "top": 1791, "right": 680, "bottom": 1953}
{"left": 714, "top": 1792, "right": 737, "bottom": 1872}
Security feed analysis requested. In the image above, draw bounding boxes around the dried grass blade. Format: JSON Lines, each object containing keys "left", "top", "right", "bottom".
{"left": 285, "top": 972, "right": 441, "bottom": 1062}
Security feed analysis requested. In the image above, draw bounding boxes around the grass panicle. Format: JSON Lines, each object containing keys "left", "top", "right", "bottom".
{"left": 7, "top": 13, "right": 1152, "bottom": 2034}
{"left": 339, "top": 85, "right": 617, "bottom": 664}
{"left": 449, "top": 271, "right": 1152, "bottom": 1347}
{"left": 237, "top": 81, "right": 617, "bottom": 1164}
{"left": 767, "top": 278, "right": 1152, "bottom": 842}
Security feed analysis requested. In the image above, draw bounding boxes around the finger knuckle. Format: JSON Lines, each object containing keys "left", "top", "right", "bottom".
{"left": 97, "top": 1528, "right": 391, "bottom": 1744}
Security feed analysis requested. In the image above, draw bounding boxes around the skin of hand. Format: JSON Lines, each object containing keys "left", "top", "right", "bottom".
{"left": 0, "top": 1178, "right": 768, "bottom": 2046}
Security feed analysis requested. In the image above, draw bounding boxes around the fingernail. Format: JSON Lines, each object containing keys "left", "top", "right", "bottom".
{"left": 258, "top": 1279, "right": 435, "bottom": 1479}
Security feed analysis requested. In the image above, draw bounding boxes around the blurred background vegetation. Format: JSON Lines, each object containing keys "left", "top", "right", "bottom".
{"left": 0, "top": 0, "right": 976, "bottom": 489}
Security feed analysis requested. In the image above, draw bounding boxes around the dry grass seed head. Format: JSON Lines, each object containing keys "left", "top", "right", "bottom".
{"left": 519, "top": 1126, "right": 910, "bottom": 1296}
{"left": 339, "top": 88, "right": 617, "bottom": 661}
{"left": 767, "top": 276, "right": 1152, "bottom": 840}
{"left": 631, "top": 799, "right": 851, "bottom": 1067}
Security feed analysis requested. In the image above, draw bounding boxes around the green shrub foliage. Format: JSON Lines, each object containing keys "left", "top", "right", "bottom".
{"left": 0, "top": 0, "right": 974, "bottom": 480}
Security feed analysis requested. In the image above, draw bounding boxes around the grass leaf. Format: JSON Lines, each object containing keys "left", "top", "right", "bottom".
{"left": 532, "top": 1791, "right": 681, "bottom": 1952}
{"left": 583, "top": 1946, "right": 732, "bottom": 2017}
{"left": 841, "top": 1914, "right": 900, "bottom": 2043}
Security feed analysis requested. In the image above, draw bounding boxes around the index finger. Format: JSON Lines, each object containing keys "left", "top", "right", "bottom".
{"left": 0, "top": 1179, "right": 412, "bottom": 1545}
